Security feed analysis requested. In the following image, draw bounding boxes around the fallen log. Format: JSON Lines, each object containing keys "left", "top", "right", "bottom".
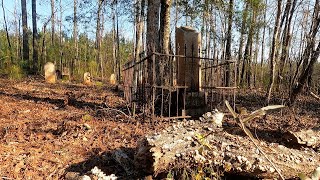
{"left": 134, "top": 120, "right": 320, "bottom": 179}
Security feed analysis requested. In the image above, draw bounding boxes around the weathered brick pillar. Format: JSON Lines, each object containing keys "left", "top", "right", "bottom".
{"left": 175, "top": 26, "right": 201, "bottom": 92}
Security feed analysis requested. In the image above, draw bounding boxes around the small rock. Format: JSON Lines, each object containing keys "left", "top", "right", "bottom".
{"left": 236, "top": 167, "right": 242, "bottom": 171}
{"left": 255, "top": 148, "right": 260, "bottom": 154}
{"left": 80, "top": 175, "right": 91, "bottom": 180}
{"left": 311, "top": 167, "right": 320, "bottom": 180}
{"left": 269, "top": 167, "right": 275, "bottom": 173}
{"left": 65, "top": 172, "right": 80, "bottom": 180}
{"left": 243, "top": 161, "right": 252, "bottom": 171}
{"left": 83, "top": 137, "right": 88, "bottom": 141}
{"left": 258, "top": 165, "right": 266, "bottom": 172}
{"left": 83, "top": 123, "right": 91, "bottom": 130}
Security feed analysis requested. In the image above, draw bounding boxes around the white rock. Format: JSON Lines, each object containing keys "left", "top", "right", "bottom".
{"left": 244, "top": 161, "right": 252, "bottom": 171}
{"left": 311, "top": 167, "right": 320, "bottom": 180}
{"left": 269, "top": 167, "right": 275, "bottom": 173}
{"left": 81, "top": 175, "right": 91, "bottom": 180}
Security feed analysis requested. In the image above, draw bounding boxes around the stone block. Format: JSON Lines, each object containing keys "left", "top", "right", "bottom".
{"left": 44, "top": 62, "right": 56, "bottom": 83}
{"left": 175, "top": 26, "right": 201, "bottom": 91}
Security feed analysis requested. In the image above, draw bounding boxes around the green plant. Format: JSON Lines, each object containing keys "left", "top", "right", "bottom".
{"left": 8, "top": 64, "right": 24, "bottom": 80}
{"left": 95, "top": 81, "right": 103, "bottom": 87}
{"left": 82, "top": 114, "right": 93, "bottom": 121}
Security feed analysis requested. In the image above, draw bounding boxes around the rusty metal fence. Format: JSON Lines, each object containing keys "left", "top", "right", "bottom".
{"left": 122, "top": 46, "right": 237, "bottom": 121}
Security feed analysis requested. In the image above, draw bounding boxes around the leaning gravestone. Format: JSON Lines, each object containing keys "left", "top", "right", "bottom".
{"left": 83, "top": 72, "right": 92, "bottom": 85}
{"left": 44, "top": 62, "right": 56, "bottom": 83}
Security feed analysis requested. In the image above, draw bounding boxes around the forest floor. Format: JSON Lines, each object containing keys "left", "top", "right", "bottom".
{"left": 0, "top": 76, "right": 319, "bottom": 179}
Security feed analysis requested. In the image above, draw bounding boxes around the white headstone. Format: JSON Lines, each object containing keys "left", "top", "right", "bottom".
{"left": 44, "top": 62, "right": 56, "bottom": 83}
{"left": 110, "top": 74, "right": 116, "bottom": 85}
{"left": 83, "top": 72, "right": 92, "bottom": 85}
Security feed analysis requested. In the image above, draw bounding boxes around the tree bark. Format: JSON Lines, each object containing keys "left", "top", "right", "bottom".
{"left": 14, "top": 0, "right": 20, "bottom": 62}
{"left": 21, "top": 0, "right": 29, "bottom": 66}
{"left": 73, "top": 0, "right": 79, "bottom": 75}
{"left": 224, "top": 0, "right": 233, "bottom": 87}
{"left": 51, "top": 0, "right": 55, "bottom": 45}
{"left": 116, "top": 4, "right": 121, "bottom": 82}
{"left": 239, "top": 3, "right": 248, "bottom": 86}
{"left": 112, "top": 0, "right": 117, "bottom": 80}
{"left": 266, "top": 0, "right": 282, "bottom": 104}
{"left": 276, "top": 0, "right": 297, "bottom": 91}
{"left": 159, "top": 0, "right": 172, "bottom": 87}
{"left": 1, "top": 0, "right": 13, "bottom": 63}
{"left": 59, "top": 0, "right": 63, "bottom": 72}
{"left": 96, "top": 0, "right": 103, "bottom": 78}
{"left": 243, "top": 8, "right": 256, "bottom": 88}
{"left": 289, "top": 0, "right": 320, "bottom": 105}
{"left": 40, "top": 19, "right": 51, "bottom": 68}
{"left": 146, "top": 0, "right": 160, "bottom": 85}
{"left": 145, "top": 0, "right": 160, "bottom": 116}
{"left": 260, "top": 0, "right": 267, "bottom": 87}
{"left": 32, "top": 0, "right": 38, "bottom": 74}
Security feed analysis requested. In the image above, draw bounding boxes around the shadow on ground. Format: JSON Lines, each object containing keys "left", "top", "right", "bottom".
{"left": 64, "top": 147, "right": 146, "bottom": 179}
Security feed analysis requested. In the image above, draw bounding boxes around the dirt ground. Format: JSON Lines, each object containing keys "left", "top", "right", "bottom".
{"left": 0, "top": 77, "right": 170, "bottom": 179}
{"left": 0, "top": 77, "right": 319, "bottom": 179}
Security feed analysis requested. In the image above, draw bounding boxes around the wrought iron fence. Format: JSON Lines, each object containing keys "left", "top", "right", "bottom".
{"left": 122, "top": 45, "right": 237, "bottom": 121}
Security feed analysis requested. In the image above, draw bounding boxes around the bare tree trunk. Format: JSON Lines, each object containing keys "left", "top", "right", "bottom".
{"left": 116, "top": 3, "right": 121, "bottom": 83}
{"left": 59, "top": 0, "right": 63, "bottom": 72}
{"left": 32, "top": 0, "right": 38, "bottom": 74}
{"left": 277, "top": 0, "right": 297, "bottom": 91}
{"left": 266, "top": 0, "right": 282, "bottom": 104}
{"left": 1, "top": 0, "right": 13, "bottom": 63}
{"left": 14, "top": 0, "right": 20, "bottom": 62}
{"left": 159, "top": 0, "right": 172, "bottom": 86}
{"left": 291, "top": 8, "right": 309, "bottom": 88}
{"left": 253, "top": 29, "right": 260, "bottom": 88}
{"left": 133, "top": 0, "right": 145, "bottom": 114}
{"left": 239, "top": 3, "right": 248, "bottom": 86}
{"left": 21, "top": 0, "right": 29, "bottom": 67}
{"left": 112, "top": 0, "right": 117, "bottom": 80}
{"left": 51, "top": 0, "right": 55, "bottom": 45}
{"left": 73, "top": 0, "right": 79, "bottom": 75}
{"left": 243, "top": 10, "right": 255, "bottom": 88}
{"left": 289, "top": 0, "right": 320, "bottom": 105}
{"left": 146, "top": 0, "right": 160, "bottom": 85}
{"left": 225, "top": 0, "right": 233, "bottom": 87}
{"left": 40, "top": 19, "right": 50, "bottom": 68}
{"left": 146, "top": 0, "right": 160, "bottom": 116}
{"left": 96, "top": 0, "right": 103, "bottom": 78}
{"left": 160, "top": 0, "right": 171, "bottom": 55}
{"left": 135, "top": 0, "right": 145, "bottom": 61}
{"left": 260, "top": 0, "right": 267, "bottom": 87}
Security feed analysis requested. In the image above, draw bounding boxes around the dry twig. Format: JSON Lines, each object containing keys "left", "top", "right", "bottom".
{"left": 225, "top": 100, "right": 285, "bottom": 180}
